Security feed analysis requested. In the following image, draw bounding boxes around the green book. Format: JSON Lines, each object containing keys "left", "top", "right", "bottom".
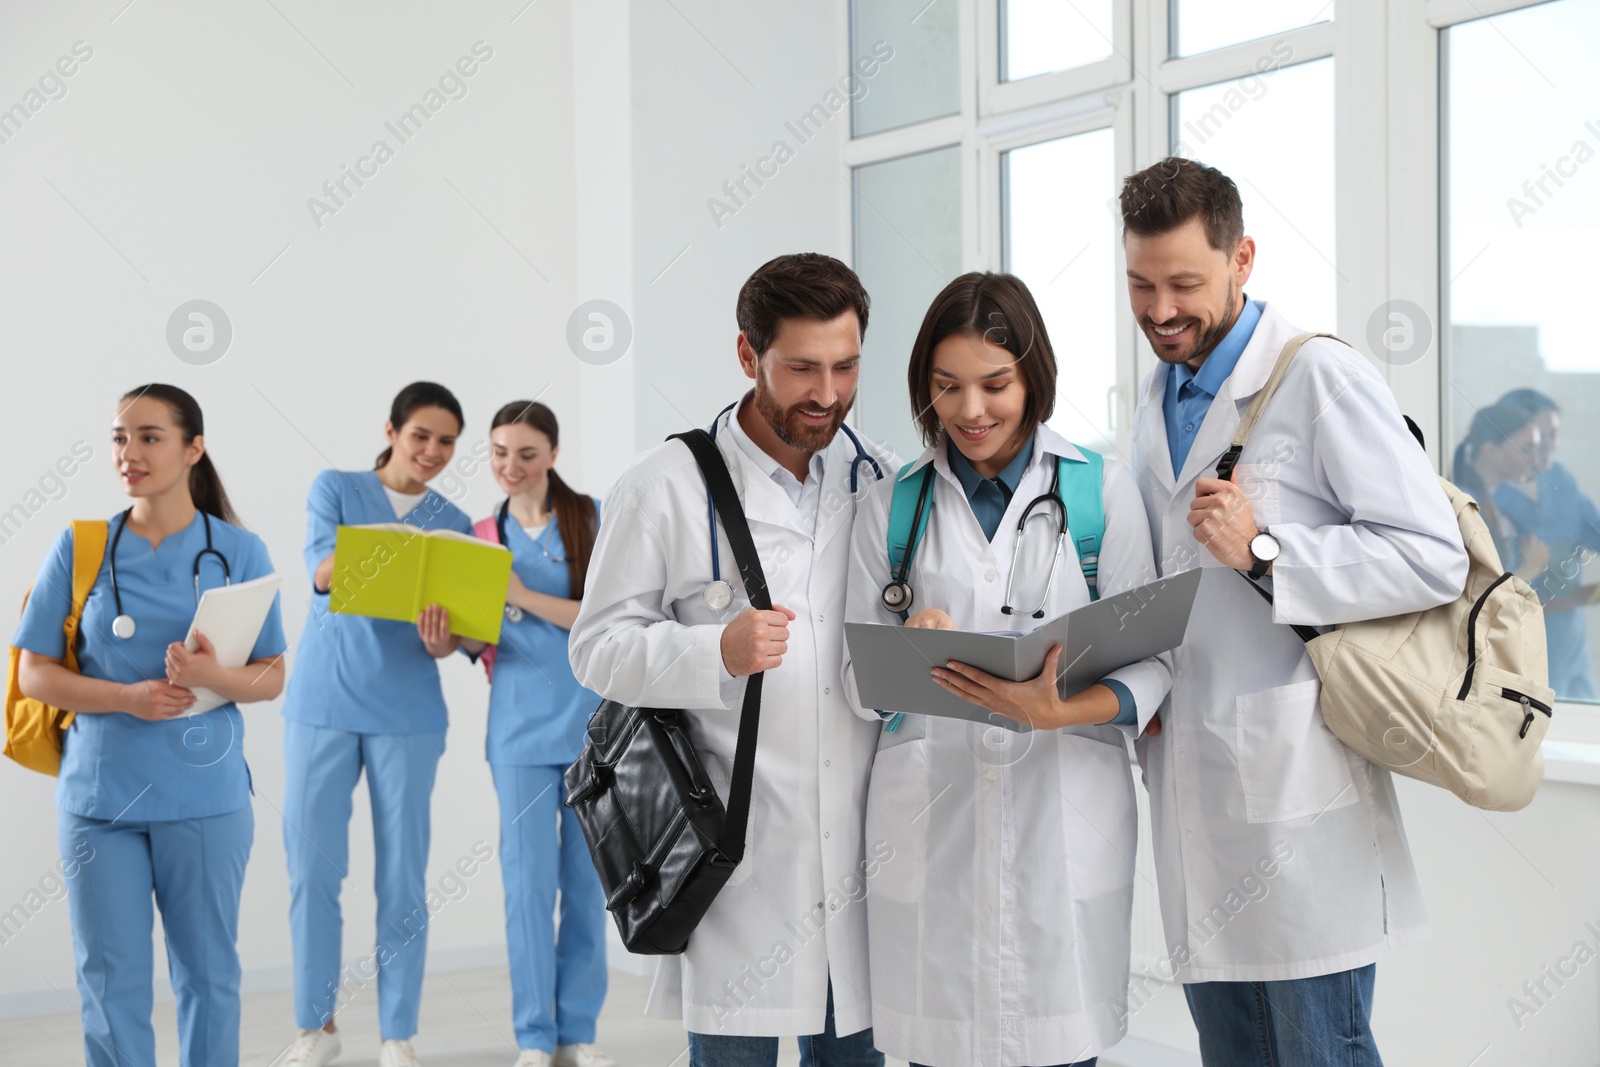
{"left": 329, "top": 524, "right": 512, "bottom": 644}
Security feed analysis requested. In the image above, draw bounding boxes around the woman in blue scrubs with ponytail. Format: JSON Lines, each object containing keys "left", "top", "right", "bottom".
{"left": 467, "top": 401, "right": 612, "bottom": 1067}
{"left": 279, "top": 382, "right": 474, "bottom": 1067}
{"left": 14, "top": 384, "right": 286, "bottom": 1067}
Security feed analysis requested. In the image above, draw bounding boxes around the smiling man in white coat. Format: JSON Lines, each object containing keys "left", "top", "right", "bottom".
{"left": 1118, "top": 158, "right": 1469, "bottom": 1066}
{"left": 569, "top": 253, "right": 895, "bottom": 1067}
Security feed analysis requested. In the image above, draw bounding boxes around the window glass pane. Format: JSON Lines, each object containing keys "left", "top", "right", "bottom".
{"left": 1002, "top": 0, "right": 1114, "bottom": 82}
{"left": 1174, "top": 0, "right": 1332, "bottom": 58}
{"left": 1173, "top": 58, "right": 1335, "bottom": 334}
{"left": 1445, "top": 0, "right": 1600, "bottom": 704}
{"left": 851, "top": 0, "right": 960, "bottom": 138}
{"left": 1003, "top": 128, "right": 1117, "bottom": 453}
{"left": 852, "top": 146, "right": 965, "bottom": 461}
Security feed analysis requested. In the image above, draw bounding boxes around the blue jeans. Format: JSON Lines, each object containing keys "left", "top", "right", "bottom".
{"left": 688, "top": 983, "right": 882, "bottom": 1067}
{"left": 1184, "top": 964, "right": 1381, "bottom": 1067}
{"left": 913, "top": 1061, "right": 1093, "bottom": 1066}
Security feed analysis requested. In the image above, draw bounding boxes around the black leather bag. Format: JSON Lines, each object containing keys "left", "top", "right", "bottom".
{"left": 562, "top": 428, "right": 769, "bottom": 955}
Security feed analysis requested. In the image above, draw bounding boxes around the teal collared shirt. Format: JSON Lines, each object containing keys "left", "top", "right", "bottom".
{"left": 946, "top": 436, "right": 1033, "bottom": 542}
{"left": 1164, "top": 297, "right": 1263, "bottom": 476}
{"left": 944, "top": 435, "right": 1135, "bottom": 726}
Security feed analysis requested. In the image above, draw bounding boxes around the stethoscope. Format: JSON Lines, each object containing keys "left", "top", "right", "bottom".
{"left": 108, "top": 507, "right": 230, "bottom": 640}
{"left": 493, "top": 496, "right": 566, "bottom": 624}
{"left": 881, "top": 456, "right": 1069, "bottom": 620}
{"left": 700, "top": 400, "right": 884, "bottom": 612}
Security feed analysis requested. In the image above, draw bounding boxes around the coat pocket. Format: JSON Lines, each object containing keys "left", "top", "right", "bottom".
{"left": 1236, "top": 679, "right": 1359, "bottom": 823}
{"left": 863, "top": 739, "right": 928, "bottom": 902}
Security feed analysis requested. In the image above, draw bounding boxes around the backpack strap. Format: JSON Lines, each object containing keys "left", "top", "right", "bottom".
{"left": 1057, "top": 449, "right": 1104, "bottom": 601}
{"left": 885, "top": 462, "right": 934, "bottom": 596}
{"left": 1215, "top": 332, "right": 1345, "bottom": 481}
{"left": 64, "top": 521, "right": 107, "bottom": 671}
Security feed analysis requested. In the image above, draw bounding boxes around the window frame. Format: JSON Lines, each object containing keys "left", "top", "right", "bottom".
{"left": 841, "top": 0, "right": 1598, "bottom": 743}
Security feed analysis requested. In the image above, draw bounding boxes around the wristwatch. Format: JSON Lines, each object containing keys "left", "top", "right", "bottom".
{"left": 1246, "top": 528, "right": 1281, "bottom": 579}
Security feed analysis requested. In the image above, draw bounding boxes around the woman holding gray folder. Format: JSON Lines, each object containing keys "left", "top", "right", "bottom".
{"left": 279, "top": 381, "right": 475, "bottom": 1067}
{"left": 842, "top": 273, "right": 1172, "bottom": 1067}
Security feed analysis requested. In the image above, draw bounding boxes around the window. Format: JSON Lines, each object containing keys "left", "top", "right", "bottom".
{"left": 1002, "top": 128, "right": 1118, "bottom": 452}
{"left": 1001, "top": 0, "right": 1114, "bottom": 81}
{"left": 851, "top": 145, "right": 965, "bottom": 461}
{"left": 1173, "top": 0, "right": 1333, "bottom": 58}
{"left": 851, "top": 0, "right": 961, "bottom": 137}
{"left": 1173, "top": 58, "right": 1336, "bottom": 333}
{"left": 1443, "top": 0, "right": 1600, "bottom": 703}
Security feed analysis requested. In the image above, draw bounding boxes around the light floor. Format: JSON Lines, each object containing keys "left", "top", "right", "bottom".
{"left": 0, "top": 966, "right": 903, "bottom": 1067}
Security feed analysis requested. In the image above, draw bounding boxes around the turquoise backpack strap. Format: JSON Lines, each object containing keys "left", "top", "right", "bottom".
{"left": 882, "top": 460, "right": 936, "bottom": 732}
{"left": 885, "top": 461, "right": 933, "bottom": 586}
{"left": 1056, "top": 447, "right": 1105, "bottom": 601}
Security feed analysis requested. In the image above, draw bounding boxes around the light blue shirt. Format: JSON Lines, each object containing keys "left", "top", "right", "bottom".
{"left": 13, "top": 511, "right": 286, "bottom": 822}
{"left": 726, "top": 401, "right": 825, "bottom": 534}
{"left": 944, "top": 434, "right": 1135, "bottom": 727}
{"left": 282, "top": 469, "right": 473, "bottom": 735}
{"left": 480, "top": 500, "right": 604, "bottom": 766}
{"left": 1163, "top": 298, "right": 1264, "bottom": 476}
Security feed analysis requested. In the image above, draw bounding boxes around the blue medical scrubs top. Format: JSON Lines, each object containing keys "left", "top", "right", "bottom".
{"left": 1495, "top": 462, "right": 1600, "bottom": 601}
{"left": 1163, "top": 298, "right": 1263, "bottom": 475}
{"left": 282, "top": 469, "right": 473, "bottom": 735}
{"left": 478, "top": 501, "right": 603, "bottom": 766}
{"left": 12, "top": 512, "right": 286, "bottom": 822}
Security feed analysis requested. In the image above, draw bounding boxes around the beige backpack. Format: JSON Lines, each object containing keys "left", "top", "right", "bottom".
{"left": 1221, "top": 334, "right": 1553, "bottom": 812}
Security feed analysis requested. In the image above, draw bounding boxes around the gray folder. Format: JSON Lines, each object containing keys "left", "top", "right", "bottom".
{"left": 845, "top": 568, "right": 1203, "bottom": 731}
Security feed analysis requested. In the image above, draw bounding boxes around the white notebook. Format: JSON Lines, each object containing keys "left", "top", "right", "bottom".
{"left": 183, "top": 574, "right": 281, "bottom": 714}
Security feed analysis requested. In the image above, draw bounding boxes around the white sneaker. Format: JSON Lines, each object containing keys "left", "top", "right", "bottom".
{"left": 281, "top": 1028, "right": 341, "bottom": 1067}
{"left": 513, "top": 1051, "right": 553, "bottom": 1067}
{"left": 379, "top": 1039, "right": 419, "bottom": 1067}
{"left": 552, "top": 1044, "right": 616, "bottom": 1067}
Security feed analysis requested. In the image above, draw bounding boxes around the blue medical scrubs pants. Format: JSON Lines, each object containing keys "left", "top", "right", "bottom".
{"left": 492, "top": 763, "right": 608, "bottom": 1053}
{"left": 58, "top": 806, "right": 254, "bottom": 1067}
{"left": 283, "top": 721, "right": 446, "bottom": 1041}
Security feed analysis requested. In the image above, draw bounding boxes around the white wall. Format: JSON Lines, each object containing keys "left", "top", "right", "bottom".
{"left": 0, "top": 0, "right": 852, "bottom": 1019}
{"left": 629, "top": 0, "right": 849, "bottom": 449}
{"left": 1118, "top": 775, "right": 1600, "bottom": 1066}
{"left": 0, "top": 0, "right": 580, "bottom": 1013}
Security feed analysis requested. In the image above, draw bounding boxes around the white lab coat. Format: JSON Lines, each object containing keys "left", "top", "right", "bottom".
{"left": 841, "top": 426, "right": 1173, "bottom": 1067}
{"left": 569, "top": 403, "right": 895, "bottom": 1038}
{"left": 1130, "top": 302, "right": 1469, "bottom": 983}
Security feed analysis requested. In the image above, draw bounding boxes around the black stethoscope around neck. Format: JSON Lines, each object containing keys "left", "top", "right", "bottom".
{"left": 699, "top": 400, "right": 884, "bottom": 611}
{"left": 108, "top": 507, "right": 230, "bottom": 639}
{"left": 881, "top": 455, "right": 1069, "bottom": 620}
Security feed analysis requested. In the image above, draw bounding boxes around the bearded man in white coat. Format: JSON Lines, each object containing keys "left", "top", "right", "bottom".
{"left": 1119, "top": 158, "right": 1469, "bottom": 1066}
{"left": 569, "top": 253, "right": 895, "bottom": 1067}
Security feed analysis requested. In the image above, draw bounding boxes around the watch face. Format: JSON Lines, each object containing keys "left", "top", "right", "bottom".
{"left": 1251, "top": 532, "right": 1281, "bottom": 562}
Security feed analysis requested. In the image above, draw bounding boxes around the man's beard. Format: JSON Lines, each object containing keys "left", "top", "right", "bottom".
{"left": 1145, "top": 278, "right": 1238, "bottom": 366}
{"left": 753, "top": 371, "right": 852, "bottom": 454}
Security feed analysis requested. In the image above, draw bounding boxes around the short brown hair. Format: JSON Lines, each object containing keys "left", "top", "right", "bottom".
{"left": 736, "top": 253, "right": 871, "bottom": 356}
{"left": 1119, "top": 156, "right": 1244, "bottom": 252}
{"left": 906, "top": 272, "right": 1056, "bottom": 448}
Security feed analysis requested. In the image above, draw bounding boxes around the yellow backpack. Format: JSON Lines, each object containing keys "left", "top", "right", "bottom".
{"left": 5, "top": 521, "right": 109, "bottom": 776}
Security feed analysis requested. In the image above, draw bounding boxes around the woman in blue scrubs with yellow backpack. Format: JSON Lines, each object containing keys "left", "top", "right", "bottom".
{"left": 279, "top": 381, "right": 475, "bottom": 1067}
{"left": 466, "top": 401, "right": 612, "bottom": 1067}
{"left": 13, "top": 383, "right": 286, "bottom": 1067}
